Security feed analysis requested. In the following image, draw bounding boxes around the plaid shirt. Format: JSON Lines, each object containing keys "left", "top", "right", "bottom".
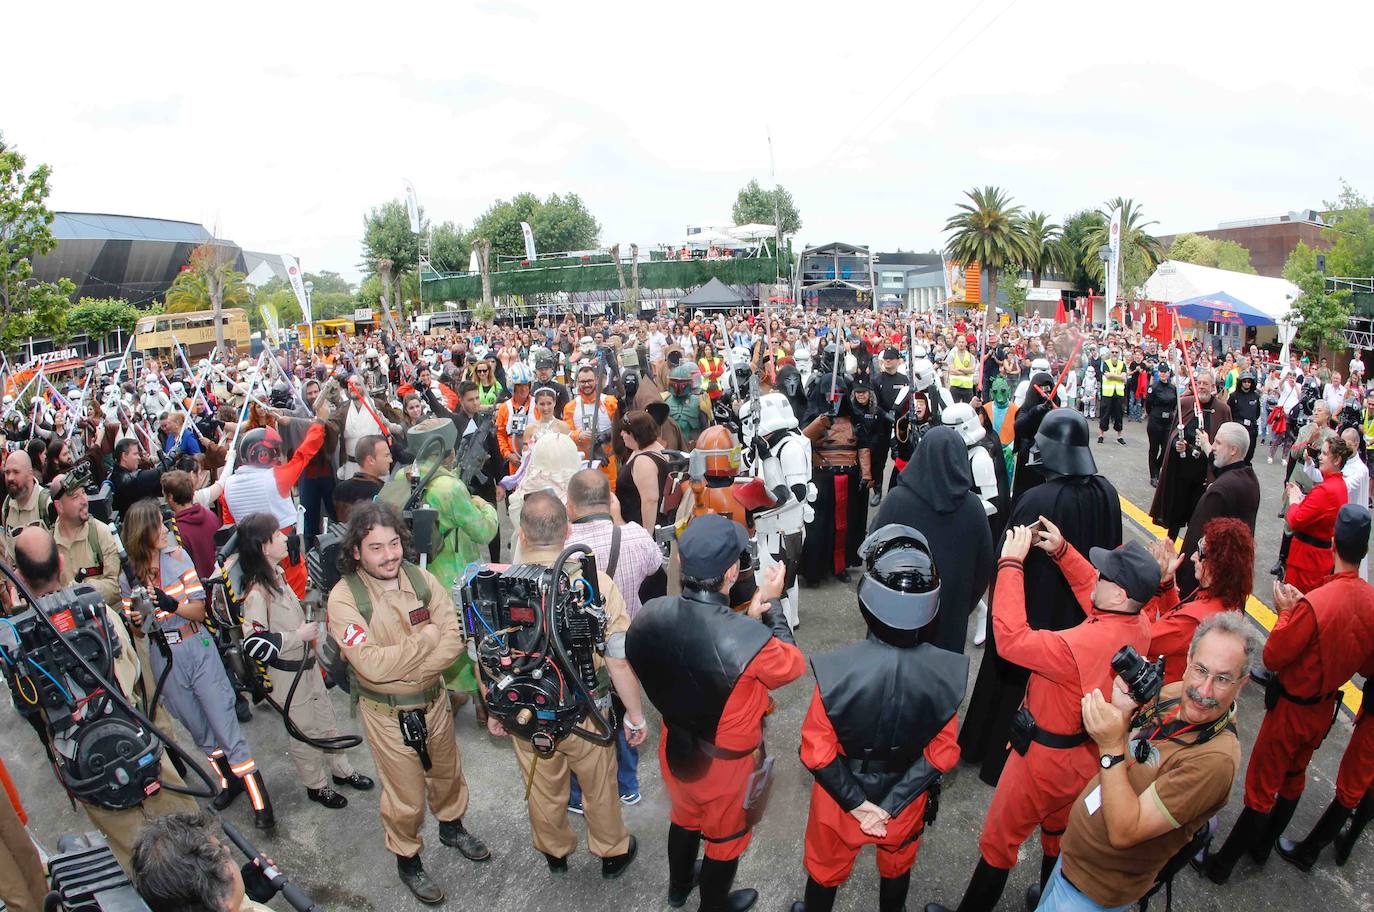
{"left": 566, "top": 517, "right": 663, "bottom": 619}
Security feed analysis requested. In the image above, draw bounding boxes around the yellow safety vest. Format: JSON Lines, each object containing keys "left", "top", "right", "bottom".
{"left": 1101, "top": 359, "right": 1125, "bottom": 397}
{"left": 950, "top": 350, "right": 974, "bottom": 388}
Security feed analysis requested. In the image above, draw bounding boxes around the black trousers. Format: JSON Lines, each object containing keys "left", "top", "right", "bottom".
{"left": 1147, "top": 421, "right": 1170, "bottom": 480}
{"left": 951, "top": 386, "right": 975, "bottom": 403}
{"left": 870, "top": 429, "right": 892, "bottom": 493}
{"left": 1099, "top": 395, "right": 1124, "bottom": 433}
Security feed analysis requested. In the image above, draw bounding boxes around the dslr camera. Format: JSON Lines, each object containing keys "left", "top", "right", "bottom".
{"left": 1112, "top": 644, "right": 1165, "bottom": 706}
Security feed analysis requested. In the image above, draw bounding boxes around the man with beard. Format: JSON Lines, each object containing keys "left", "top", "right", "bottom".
{"left": 789, "top": 526, "right": 968, "bottom": 912}
{"left": 870, "top": 347, "right": 907, "bottom": 495}
{"left": 1173, "top": 422, "right": 1261, "bottom": 598}
{"left": 1200, "top": 504, "right": 1374, "bottom": 884}
{"left": 959, "top": 409, "right": 1122, "bottom": 786}
{"left": 1144, "top": 362, "right": 1178, "bottom": 486}
{"left": 801, "top": 371, "right": 873, "bottom": 585}
{"left": 1149, "top": 370, "right": 1232, "bottom": 540}
{"left": 1229, "top": 369, "right": 1263, "bottom": 463}
{"left": 0, "top": 451, "right": 48, "bottom": 564}
{"left": 1009, "top": 370, "right": 1060, "bottom": 500}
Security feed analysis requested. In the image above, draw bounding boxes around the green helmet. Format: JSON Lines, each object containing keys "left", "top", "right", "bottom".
{"left": 407, "top": 416, "right": 457, "bottom": 463}
{"left": 991, "top": 375, "right": 1011, "bottom": 407}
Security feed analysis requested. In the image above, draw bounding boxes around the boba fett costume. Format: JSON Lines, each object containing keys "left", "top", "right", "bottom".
{"left": 378, "top": 418, "right": 498, "bottom": 693}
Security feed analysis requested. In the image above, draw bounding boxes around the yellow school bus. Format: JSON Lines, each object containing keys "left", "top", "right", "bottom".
{"left": 135, "top": 309, "right": 250, "bottom": 358}
{"left": 294, "top": 318, "right": 357, "bottom": 350}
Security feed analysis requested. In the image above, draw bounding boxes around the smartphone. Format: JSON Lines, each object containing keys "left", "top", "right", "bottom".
{"left": 1026, "top": 519, "right": 1044, "bottom": 534}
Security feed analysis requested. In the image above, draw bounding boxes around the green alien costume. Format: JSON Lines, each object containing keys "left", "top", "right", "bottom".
{"left": 379, "top": 418, "right": 499, "bottom": 693}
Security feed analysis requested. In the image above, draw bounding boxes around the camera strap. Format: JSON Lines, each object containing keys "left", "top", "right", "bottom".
{"left": 1131, "top": 698, "right": 1236, "bottom": 762}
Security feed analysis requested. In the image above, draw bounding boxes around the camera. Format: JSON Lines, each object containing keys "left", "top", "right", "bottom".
{"left": 459, "top": 545, "right": 614, "bottom": 755}
{"left": 1112, "top": 644, "right": 1165, "bottom": 706}
{"left": 0, "top": 584, "right": 165, "bottom": 810}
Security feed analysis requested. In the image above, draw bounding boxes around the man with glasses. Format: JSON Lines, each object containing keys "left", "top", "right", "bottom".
{"left": 1033, "top": 612, "right": 1254, "bottom": 911}
{"left": 1200, "top": 504, "right": 1374, "bottom": 884}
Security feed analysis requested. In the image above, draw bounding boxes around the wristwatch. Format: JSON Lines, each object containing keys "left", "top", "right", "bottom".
{"left": 1100, "top": 753, "right": 1127, "bottom": 770}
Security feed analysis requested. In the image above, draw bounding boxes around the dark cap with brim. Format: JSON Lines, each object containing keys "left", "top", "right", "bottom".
{"left": 679, "top": 514, "right": 750, "bottom": 579}
{"left": 882, "top": 346, "right": 901, "bottom": 361}
{"left": 1088, "top": 540, "right": 1158, "bottom": 604}
{"left": 1336, "top": 503, "right": 1371, "bottom": 554}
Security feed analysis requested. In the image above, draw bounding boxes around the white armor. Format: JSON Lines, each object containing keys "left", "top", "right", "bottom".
{"left": 943, "top": 403, "right": 998, "bottom": 516}
{"left": 339, "top": 399, "right": 384, "bottom": 480}
{"left": 748, "top": 393, "right": 814, "bottom": 628}
{"left": 794, "top": 342, "right": 813, "bottom": 387}
{"left": 140, "top": 384, "right": 169, "bottom": 420}
{"left": 1014, "top": 358, "right": 1052, "bottom": 407}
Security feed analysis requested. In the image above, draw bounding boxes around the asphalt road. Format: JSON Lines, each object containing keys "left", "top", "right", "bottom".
{"left": 4, "top": 419, "right": 1371, "bottom": 912}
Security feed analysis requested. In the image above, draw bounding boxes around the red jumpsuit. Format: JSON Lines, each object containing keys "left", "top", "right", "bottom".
{"left": 800, "top": 686, "right": 960, "bottom": 885}
{"left": 222, "top": 421, "right": 326, "bottom": 598}
{"left": 977, "top": 544, "right": 1152, "bottom": 868}
{"left": 1145, "top": 580, "right": 1235, "bottom": 685}
{"left": 1336, "top": 705, "right": 1374, "bottom": 808}
{"left": 1246, "top": 570, "right": 1374, "bottom": 811}
{"left": 659, "top": 638, "right": 805, "bottom": 860}
{"left": 1285, "top": 471, "right": 1345, "bottom": 592}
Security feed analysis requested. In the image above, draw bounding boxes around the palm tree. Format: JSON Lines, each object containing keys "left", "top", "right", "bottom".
{"left": 1078, "top": 197, "right": 1164, "bottom": 289}
{"left": 1019, "top": 211, "right": 1063, "bottom": 286}
{"left": 944, "top": 186, "right": 1031, "bottom": 336}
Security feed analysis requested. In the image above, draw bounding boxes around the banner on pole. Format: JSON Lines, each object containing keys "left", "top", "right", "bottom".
{"left": 405, "top": 181, "right": 422, "bottom": 234}
{"left": 467, "top": 249, "right": 480, "bottom": 273}
{"left": 260, "top": 302, "right": 281, "bottom": 338}
{"left": 282, "top": 254, "right": 312, "bottom": 323}
{"left": 519, "top": 221, "right": 537, "bottom": 262}
{"left": 1106, "top": 209, "right": 1122, "bottom": 320}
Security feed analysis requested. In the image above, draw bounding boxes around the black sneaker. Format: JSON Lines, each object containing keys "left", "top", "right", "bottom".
{"left": 1097, "top": 435, "right": 1104, "bottom": 444}
{"left": 544, "top": 852, "right": 569, "bottom": 873}
{"left": 438, "top": 819, "right": 491, "bottom": 861}
{"left": 602, "top": 835, "right": 638, "bottom": 879}
{"left": 1118, "top": 437, "right": 1127, "bottom": 446}
{"left": 397, "top": 855, "right": 445, "bottom": 905}
{"left": 306, "top": 786, "right": 347, "bottom": 809}
{"left": 332, "top": 773, "right": 375, "bottom": 791}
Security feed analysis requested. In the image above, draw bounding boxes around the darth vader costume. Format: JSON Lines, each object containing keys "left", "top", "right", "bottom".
{"left": 958, "top": 409, "right": 1122, "bottom": 786}
{"left": 790, "top": 525, "right": 968, "bottom": 912}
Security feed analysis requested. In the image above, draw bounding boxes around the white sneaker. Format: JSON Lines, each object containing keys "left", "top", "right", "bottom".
{"left": 972, "top": 600, "right": 988, "bottom": 647}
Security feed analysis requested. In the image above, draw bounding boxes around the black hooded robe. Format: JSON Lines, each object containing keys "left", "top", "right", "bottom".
{"left": 957, "top": 468, "right": 1122, "bottom": 785}
{"left": 1010, "top": 374, "right": 1060, "bottom": 500}
{"left": 871, "top": 427, "right": 994, "bottom": 655}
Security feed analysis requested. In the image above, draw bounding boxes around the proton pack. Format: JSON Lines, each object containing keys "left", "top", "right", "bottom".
{"left": 458, "top": 544, "right": 615, "bottom": 755}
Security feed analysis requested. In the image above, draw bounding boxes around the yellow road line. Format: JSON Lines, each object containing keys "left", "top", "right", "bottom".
{"left": 1117, "top": 495, "right": 1363, "bottom": 716}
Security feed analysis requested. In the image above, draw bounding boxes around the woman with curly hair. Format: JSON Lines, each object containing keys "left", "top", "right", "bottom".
{"left": 1145, "top": 516, "right": 1255, "bottom": 684}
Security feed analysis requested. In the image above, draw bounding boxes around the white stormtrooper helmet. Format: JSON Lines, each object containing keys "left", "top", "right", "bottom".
{"left": 729, "top": 346, "right": 752, "bottom": 369}
{"left": 942, "top": 402, "right": 986, "bottom": 446}
{"left": 102, "top": 385, "right": 119, "bottom": 405}
{"left": 1031, "top": 358, "right": 1051, "bottom": 373}
{"left": 912, "top": 358, "right": 936, "bottom": 392}
{"left": 754, "top": 392, "right": 799, "bottom": 436}
{"left": 168, "top": 381, "right": 187, "bottom": 401}
{"left": 912, "top": 346, "right": 929, "bottom": 360}
{"left": 794, "top": 342, "right": 812, "bottom": 365}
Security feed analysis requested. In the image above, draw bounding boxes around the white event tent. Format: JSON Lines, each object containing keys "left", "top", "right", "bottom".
{"left": 1143, "top": 260, "right": 1304, "bottom": 360}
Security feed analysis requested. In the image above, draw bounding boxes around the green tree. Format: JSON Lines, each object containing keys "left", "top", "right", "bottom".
{"left": 1167, "top": 233, "right": 1257, "bottom": 273}
{"left": 249, "top": 287, "right": 302, "bottom": 332}
{"left": 467, "top": 192, "right": 601, "bottom": 259}
{"left": 1283, "top": 241, "right": 1351, "bottom": 354}
{"left": 1057, "top": 209, "right": 1106, "bottom": 290}
{"left": 68, "top": 297, "right": 142, "bottom": 340}
{"left": 165, "top": 242, "right": 250, "bottom": 351}
{"left": 1019, "top": 210, "right": 1062, "bottom": 286}
{"left": 732, "top": 179, "right": 802, "bottom": 236}
{"left": 0, "top": 133, "right": 71, "bottom": 352}
{"left": 944, "top": 186, "right": 1030, "bottom": 333}
{"left": 1322, "top": 203, "right": 1374, "bottom": 279}
{"left": 1078, "top": 197, "right": 1164, "bottom": 295}
{"left": 429, "top": 220, "right": 469, "bottom": 273}
{"left": 361, "top": 199, "right": 417, "bottom": 321}
{"left": 303, "top": 270, "right": 352, "bottom": 295}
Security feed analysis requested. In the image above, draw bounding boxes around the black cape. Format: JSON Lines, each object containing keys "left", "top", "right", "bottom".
{"left": 1174, "top": 460, "right": 1261, "bottom": 598}
{"left": 1148, "top": 394, "right": 1232, "bottom": 532}
{"left": 958, "top": 470, "right": 1122, "bottom": 784}
{"left": 871, "top": 427, "right": 993, "bottom": 655}
{"left": 1011, "top": 377, "right": 1060, "bottom": 500}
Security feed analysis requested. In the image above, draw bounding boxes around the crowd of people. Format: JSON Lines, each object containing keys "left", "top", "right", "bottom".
{"left": 1, "top": 300, "right": 1372, "bottom": 912}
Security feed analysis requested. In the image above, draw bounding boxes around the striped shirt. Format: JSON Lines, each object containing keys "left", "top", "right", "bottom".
{"left": 565, "top": 518, "right": 663, "bottom": 619}
{"left": 121, "top": 546, "right": 204, "bottom": 628}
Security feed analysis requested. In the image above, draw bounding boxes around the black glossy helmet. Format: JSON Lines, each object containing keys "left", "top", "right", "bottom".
{"left": 857, "top": 524, "right": 941, "bottom": 643}
{"left": 1031, "top": 408, "right": 1097, "bottom": 477}
{"left": 269, "top": 381, "right": 294, "bottom": 409}
{"left": 622, "top": 369, "right": 640, "bottom": 400}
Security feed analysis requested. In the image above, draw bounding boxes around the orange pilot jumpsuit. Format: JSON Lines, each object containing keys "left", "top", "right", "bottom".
{"left": 564, "top": 393, "right": 618, "bottom": 488}
{"left": 977, "top": 542, "right": 1152, "bottom": 869}
{"left": 800, "top": 692, "right": 960, "bottom": 884}
{"left": 659, "top": 637, "right": 804, "bottom": 859}
{"left": 1144, "top": 580, "right": 1233, "bottom": 685}
{"left": 1285, "top": 471, "right": 1345, "bottom": 593}
{"left": 1245, "top": 570, "right": 1374, "bottom": 813}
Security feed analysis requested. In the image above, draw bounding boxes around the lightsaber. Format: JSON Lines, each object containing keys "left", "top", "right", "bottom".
{"left": 827, "top": 309, "right": 843, "bottom": 406}
{"left": 346, "top": 376, "right": 393, "bottom": 442}
{"left": 1046, "top": 333, "right": 1085, "bottom": 404}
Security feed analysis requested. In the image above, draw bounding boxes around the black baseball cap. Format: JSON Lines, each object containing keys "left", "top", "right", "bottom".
{"left": 882, "top": 346, "right": 901, "bottom": 360}
{"left": 1088, "top": 540, "right": 1158, "bottom": 604}
{"left": 1336, "top": 503, "right": 1371, "bottom": 554}
{"left": 679, "top": 514, "right": 750, "bottom": 579}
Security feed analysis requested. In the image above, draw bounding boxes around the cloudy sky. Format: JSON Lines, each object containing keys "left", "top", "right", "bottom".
{"left": 7, "top": 1, "right": 1372, "bottom": 282}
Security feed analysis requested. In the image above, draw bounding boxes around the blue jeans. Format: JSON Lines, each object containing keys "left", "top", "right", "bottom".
{"left": 569, "top": 697, "right": 639, "bottom": 804}
{"left": 1036, "top": 857, "right": 1133, "bottom": 912}
{"left": 298, "top": 473, "right": 336, "bottom": 543}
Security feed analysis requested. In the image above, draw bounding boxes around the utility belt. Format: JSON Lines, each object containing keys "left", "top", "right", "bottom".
{"left": 1264, "top": 675, "right": 1343, "bottom": 711}
{"left": 355, "top": 681, "right": 444, "bottom": 715}
{"left": 682, "top": 728, "right": 758, "bottom": 762}
{"left": 815, "top": 452, "right": 858, "bottom": 470}
{"left": 268, "top": 653, "right": 317, "bottom": 673}
{"left": 841, "top": 751, "right": 918, "bottom": 775}
{"left": 159, "top": 621, "right": 203, "bottom": 647}
{"left": 1009, "top": 705, "right": 1090, "bottom": 756}
{"left": 1292, "top": 530, "right": 1332, "bottom": 549}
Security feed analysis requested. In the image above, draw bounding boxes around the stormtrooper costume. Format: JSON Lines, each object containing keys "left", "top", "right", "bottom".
{"left": 140, "top": 381, "right": 170, "bottom": 420}
{"left": 1013, "top": 358, "right": 1051, "bottom": 408}
{"left": 741, "top": 391, "right": 815, "bottom": 628}
{"left": 794, "top": 341, "right": 814, "bottom": 388}
{"left": 941, "top": 403, "right": 999, "bottom": 517}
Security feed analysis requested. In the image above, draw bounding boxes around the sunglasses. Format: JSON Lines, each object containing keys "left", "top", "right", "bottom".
{"left": 1195, "top": 541, "right": 1207, "bottom": 561}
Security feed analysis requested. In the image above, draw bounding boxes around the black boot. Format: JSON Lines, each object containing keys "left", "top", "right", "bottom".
{"left": 924, "top": 857, "right": 1011, "bottom": 912}
{"left": 697, "top": 857, "right": 757, "bottom": 912}
{"left": 1277, "top": 799, "right": 1354, "bottom": 871}
{"left": 1023, "top": 854, "right": 1058, "bottom": 910}
{"left": 879, "top": 871, "right": 910, "bottom": 912}
{"left": 790, "top": 876, "right": 839, "bottom": 912}
{"left": 1271, "top": 532, "right": 1293, "bottom": 577}
{"left": 1335, "top": 794, "right": 1374, "bottom": 866}
{"left": 601, "top": 834, "right": 638, "bottom": 880}
{"left": 243, "top": 770, "right": 274, "bottom": 830}
{"left": 396, "top": 854, "right": 445, "bottom": 905}
{"left": 210, "top": 757, "right": 242, "bottom": 810}
{"left": 1196, "top": 805, "right": 1267, "bottom": 884}
{"left": 667, "top": 823, "right": 703, "bottom": 908}
{"left": 1251, "top": 795, "right": 1300, "bottom": 865}
{"left": 438, "top": 818, "right": 491, "bottom": 861}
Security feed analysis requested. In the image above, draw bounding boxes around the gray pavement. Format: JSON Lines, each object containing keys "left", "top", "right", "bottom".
{"left": 4, "top": 422, "right": 1372, "bottom": 911}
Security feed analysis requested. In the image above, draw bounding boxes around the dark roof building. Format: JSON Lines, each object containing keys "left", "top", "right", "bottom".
{"left": 1156, "top": 210, "right": 1330, "bottom": 279}
{"left": 30, "top": 212, "right": 245, "bottom": 304}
